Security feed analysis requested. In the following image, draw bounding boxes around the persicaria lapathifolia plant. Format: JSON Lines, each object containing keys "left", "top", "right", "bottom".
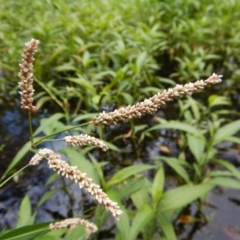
{"left": 16, "top": 38, "right": 222, "bottom": 237}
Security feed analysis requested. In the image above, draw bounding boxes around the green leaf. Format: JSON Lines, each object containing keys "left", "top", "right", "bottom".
{"left": 159, "top": 183, "right": 213, "bottom": 212}
{"left": 224, "top": 136, "right": 240, "bottom": 144}
{"left": 2, "top": 137, "right": 41, "bottom": 177}
{"left": 104, "top": 141, "right": 121, "bottom": 152}
{"left": 37, "top": 190, "right": 58, "bottom": 208}
{"left": 0, "top": 222, "right": 50, "bottom": 240}
{"left": 33, "top": 113, "right": 64, "bottom": 136}
{"left": 136, "top": 52, "right": 147, "bottom": 72}
{"left": 54, "top": 63, "right": 76, "bottom": 72}
{"left": 66, "top": 77, "right": 96, "bottom": 94}
{"left": 208, "top": 95, "right": 231, "bottom": 108}
{"left": 158, "top": 213, "right": 177, "bottom": 240}
{"left": 151, "top": 166, "right": 165, "bottom": 208}
{"left": 129, "top": 205, "right": 154, "bottom": 240}
{"left": 73, "top": 113, "right": 99, "bottom": 123}
{"left": 34, "top": 228, "right": 66, "bottom": 240}
{"left": 36, "top": 96, "right": 52, "bottom": 110}
{"left": 120, "top": 92, "right": 134, "bottom": 105}
{"left": 160, "top": 157, "right": 190, "bottom": 183}
{"left": 64, "top": 226, "right": 86, "bottom": 240}
{"left": 208, "top": 177, "right": 240, "bottom": 189}
{"left": 147, "top": 121, "right": 202, "bottom": 136}
{"left": 207, "top": 170, "right": 234, "bottom": 178}
{"left": 214, "top": 159, "right": 240, "bottom": 180}
{"left": 45, "top": 173, "right": 59, "bottom": 186}
{"left": 187, "top": 134, "right": 205, "bottom": 163}
{"left": 116, "top": 206, "right": 130, "bottom": 240}
{"left": 16, "top": 195, "right": 32, "bottom": 228}
{"left": 62, "top": 148, "right": 100, "bottom": 184}
{"left": 131, "top": 181, "right": 151, "bottom": 209}
{"left": 118, "top": 177, "right": 145, "bottom": 198}
{"left": 107, "top": 165, "right": 156, "bottom": 187}
{"left": 213, "top": 120, "right": 240, "bottom": 145}
{"left": 90, "top": 155, "right": 107, "bottom": 189}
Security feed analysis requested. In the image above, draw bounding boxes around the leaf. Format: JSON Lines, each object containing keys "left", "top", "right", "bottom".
{"left": 147, "top": 121, "right": 202, "bottom": 136}
{"left": 36, "top": 96, "right": 52, "bottom": 110}
{"left": 158, "top": 213, "right": 177, "bottom": 240}
{"left": 136, "top": 52, "right": 147, "bottom": 72}
{"left": 120, "top": 92, "right": 134, "bottom": 105}
{"left": 208, "top": 95, "right": 231, "bottom": 108}
{"left": 82, "top": 51, "right": 90, "bottom": 67}
{"left": 117, "top": 177, "right": 146, "bottom": 199}
{"left": 62, "top": 148, "right": 100, "bottom": 184}
{"left": 104, "top": 141, "right": 121, "bottom": 152}
{"left": 160, "top": 157, "right": 190, "bottom": 183}
{"left": 73, "top": 113, "right": 99, "bottom": 123}
{"left": 159, "top": 183, "right": 213, "bottom": 212}
{"left": 116, "top": 206, "right": 130, "bottom": 240}
{"left": 66, "top": 77, "right": 96, "bottom": 94}
{"left": 33, "top": 113, "right": 64, "bottom": 136}
{"left": 151, "top": 166, "right": 165, "bottom": 209}
{"left": 129, "top": 205, "right": 154, "bottom": 240}
{"left": 16, "top": 195, "right": 32, "bottom": 228}
{"left": 131, "top": 181, "right": 151, "bottom": 209}
{"left": 2, "top": 137, "right": 42, "bottom": 177}
{"left": 90, "top": 155, "right": 107, "bottom": 189}
{"left": 0, "top": 222, "right": 50, "bottom": 240}
{"left": 107, "top": 165, "right": 156, "bottom": 187}
{"left": 54, "top": 63, "right": 76, "bottom": 72}
{"left": 214, "top": 159, "right": 240, "bottom": 180}
{"left": 35, "top": 228, "right": 69, "bottom": 240}
{"left": 187, "top": 134, "right": 205, "bottom": 163}
{"left": 207, "top": 170, "right": 234, "bottom": 178}
{"left": 208, "top": 177, "right": 240, "bottom": 189}
{"left": 224, "top": 136, "right": 240, "bottom": 144}
{"left": 204, "top": 54, "right": 221, "bottom": 60}
{"left": 213, "top": 120, "right": 240, "bottom": 145}
{"left": 49, "top": 46, "right": 67, "bottom": 61}
{"left": 45, "top": 173, "right": 59, "bottom": 186}
{"left": 64, "top": 226, "right": 86, "bottom": 240}
{"left": 37, "top": 190, "right": 58, "bottom": 208}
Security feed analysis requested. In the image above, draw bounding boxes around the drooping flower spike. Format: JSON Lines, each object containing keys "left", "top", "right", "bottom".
{"left": 92, "top": 73, "right": 222, "bottom": 125}
{"left": 30, "top": 149, "right": 122, "bottom": 220}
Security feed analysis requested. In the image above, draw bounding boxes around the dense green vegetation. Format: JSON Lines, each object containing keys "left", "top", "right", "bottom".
{"left": 1, "top": 0, "right": 240, "bottom": 239}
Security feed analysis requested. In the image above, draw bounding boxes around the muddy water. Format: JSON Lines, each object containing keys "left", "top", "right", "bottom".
{"left": 195, "top": 189, "right": 240, "bottom": 240}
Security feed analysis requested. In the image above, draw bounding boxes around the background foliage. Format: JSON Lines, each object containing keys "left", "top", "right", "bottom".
{"left": 1, "top": 0, "right": 240, "bottom": 239}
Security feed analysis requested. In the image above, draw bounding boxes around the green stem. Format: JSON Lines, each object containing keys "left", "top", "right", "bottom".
{"left": 28, "top": 111, "right": 34, "bottom": 148}
{"left": 0, "top": 164, "right": 30, "bottom": 188}
{"left": 33, "top": 121, "right": 91, "bottom": 146}
{"left": 35, "top": 77, "right": 64, "bottom": 110}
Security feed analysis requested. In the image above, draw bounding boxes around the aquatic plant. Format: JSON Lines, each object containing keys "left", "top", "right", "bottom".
{"left": 1, "top": 37, "right": 235, "bottom": 240}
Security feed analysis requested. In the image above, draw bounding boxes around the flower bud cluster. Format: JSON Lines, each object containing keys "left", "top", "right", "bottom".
{"left": 64, "top": 134, "right": 108, "bottom": 151}
{"left": 49, "top": 217, "right": 98, "bottom": 237}
{"left": 30, "top": 149, "right": 122, "bottom": 220}
{"left": 18, "top": 38, "right": 39, "bottom": 112}
{"left": 92, "top": 73, "right": 222, "bottom": 125}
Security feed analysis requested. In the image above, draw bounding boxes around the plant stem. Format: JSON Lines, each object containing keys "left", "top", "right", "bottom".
{"left": 35, "top": 77, "right": 64, "bottom": 110}
{"left": 28, "top": 111, "right": 34, "bottom": 148}
{"left": 0, "top": 164, "right": 30, "bottom": 188}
